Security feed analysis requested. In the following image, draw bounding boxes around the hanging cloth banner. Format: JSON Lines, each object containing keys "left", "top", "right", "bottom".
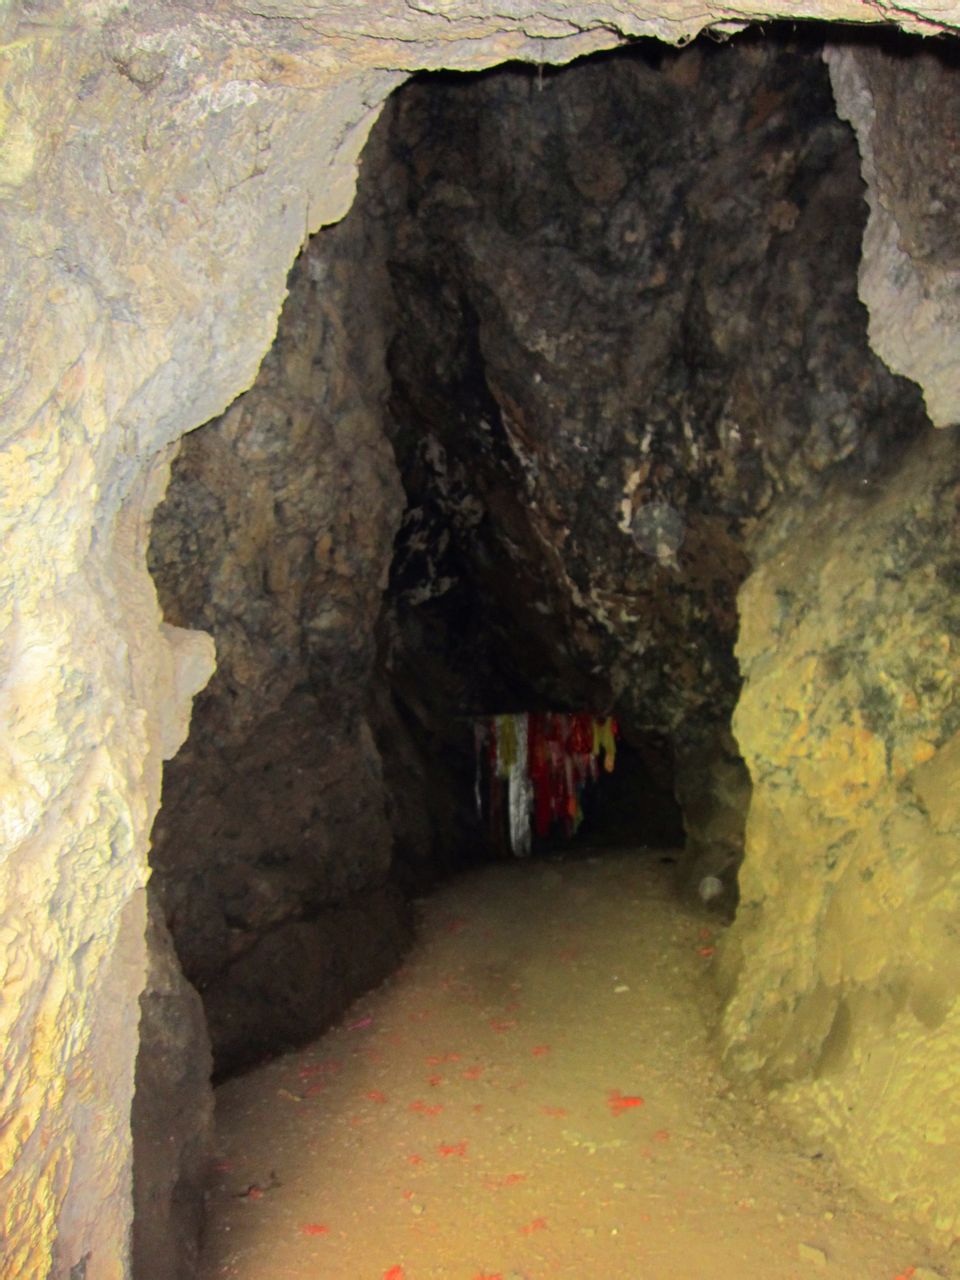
{"left": 476, "top": 712, "right": 619, "bottom": 855}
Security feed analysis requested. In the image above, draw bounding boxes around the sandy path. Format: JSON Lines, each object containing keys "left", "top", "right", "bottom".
{"left": 200, "top": 852, "right": 951, "bottom": 1280}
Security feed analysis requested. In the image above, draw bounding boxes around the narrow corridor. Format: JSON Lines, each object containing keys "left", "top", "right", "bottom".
{"left": 200, "top": 853, "right": 946, "bottom": 1280}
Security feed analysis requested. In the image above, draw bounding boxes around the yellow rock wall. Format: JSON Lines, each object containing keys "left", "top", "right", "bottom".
{"left": 4, "top": 2, "right": 960, "bottom": 1274}
{"left": 722, "top": 428, "right": 960, "bottom": 1244}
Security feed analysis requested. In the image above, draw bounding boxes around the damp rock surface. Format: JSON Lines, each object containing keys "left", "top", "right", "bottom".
{"left": 200, "top": 853, "right": 952, "bottom": 1279}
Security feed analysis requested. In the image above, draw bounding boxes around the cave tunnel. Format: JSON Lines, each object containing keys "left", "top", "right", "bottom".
{"left": 5, "top": 6, "right": 960, "bottom": 1279}
{"left": 131, "top": 25, "right": 960, "bottom": 1278}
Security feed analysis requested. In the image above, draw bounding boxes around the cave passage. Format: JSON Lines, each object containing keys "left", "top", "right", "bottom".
{"left": 136, "top": 21, "right": 960, "bottom": 1275}
{"left": 146, "top": 25, "right": 930, "bottom": 1081}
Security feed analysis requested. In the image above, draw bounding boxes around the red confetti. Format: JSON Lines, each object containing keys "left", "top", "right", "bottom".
{"left": 531, "top": 1044, "right": 551, "bottom": 1057}
{"left": 697, "top": 945, "right": 716, "bottom": 959}
{"left": 608, "top": 1089, "right": 645, "bottom": 1115}
{"left": 409, "top": 1100, "right": 444, "bottom": 1116}
{"left": 298, "top": 1223, "right": 329, "bottom": 1237}
{"left": 366, "top": 1090, "right": 387, "bottom": 1104}
{"left": 520, "top": 1216, "right": 548, "bottom": 1235}
{"left": 485, "top": 1171, "right": 527, "bottom": 1188}
{"left": 438, "top": 1140, "right": 469, "bottom": 1158}
{"left": 244, "top": 1186, "right": 263, "bottom": 1201}
{"left": 541, "top": 1105, "right": 568, "bottom": 1117}
{"left": 384, "top": 1268, "right": 405, "bottom": 1280}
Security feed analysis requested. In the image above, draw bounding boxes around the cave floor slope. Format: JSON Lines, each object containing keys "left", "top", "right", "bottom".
{"left": 201, "top": 852, "right": 949, "bottom": 1280}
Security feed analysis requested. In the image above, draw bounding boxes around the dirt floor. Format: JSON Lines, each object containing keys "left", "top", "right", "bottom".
{"left": 200, "top": 851, "right": 953, "bottom": 1280}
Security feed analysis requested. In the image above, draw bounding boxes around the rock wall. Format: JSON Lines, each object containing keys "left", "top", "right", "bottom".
{"left": 3, "top": 2, "right": 960, "bottom": 1275}
{"left": 721, "top": 425, "right": 960, "bottom": 1244}
{"left": 147, "top": 157, "right": 413, "bottom": 1074}
{"left": 376, "top": 36, "right": 926, "bottom": 886}
{"left": 131, "top": 892, "right": 214, "bottom": 1280}
{"left": 827, "top": 38, "right": 960, "bottom": 428}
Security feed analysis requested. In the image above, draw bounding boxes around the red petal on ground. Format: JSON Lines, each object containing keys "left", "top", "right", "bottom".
{"left": 245, "top": 1186, "right": 263, "bottom": 1201}
{"left": 383, "top": 1267, "right": 406, "bottom": 1280}
{"left": 298, "top": 1223, "right": 329, "bottom": 1236}
{"left": 607, "top": 1090, "right": 644, "bottom": 1114}
{"left": 540, "top": 1105, "right": 568, "bottom": 1117}
{"left": 409, "top": 1100, "right": 444, "bottom": 1116}
{"left": 489, "top": 1018, "right": 517, "bottom": 1033}
{"left": 484, "top": 1171, "right": 527, "bottom": 1188}
{"left": 427, "top": 1074, "right": 444, "bottom": 1087}
{"left": 462, "top": 1065, "right": 485, "bottom": 1080}
{"left": 406, "top": 1154, "right": 425, "bottom": 1165}
{"left": 365, "top": 1089, "right": 388, "bottom": 1103}
{"left": 531, "top": 1044, "right": 551, "bottom": 1057}
{"left": 697, "top": 945, "right": 716, "bottom": 958}
{"left": 438, "top": 1140, "right": 469, "bottom": 1157}
{"left": 520, "top": 1216, "right": 548, "bottom": 1235}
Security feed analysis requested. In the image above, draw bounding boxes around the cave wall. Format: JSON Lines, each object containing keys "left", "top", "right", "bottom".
{"left": 721, "top": 425, "right": 960, "bottom": 1242}
{"left": 147, "top": 135, "right": 413, "bottom": 1075}
{"left": 3, "top": 2, "right": 960, "bottom": 1275}
{"left": 376, "top": 36, "right": 927, "bottom": 878}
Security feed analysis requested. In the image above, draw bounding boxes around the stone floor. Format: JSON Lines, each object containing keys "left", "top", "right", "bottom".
{"left": 200, "top": 851, "right": 952, "bottom": 1280}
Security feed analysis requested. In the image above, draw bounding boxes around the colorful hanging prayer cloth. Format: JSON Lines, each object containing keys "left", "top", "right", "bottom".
{"left": 476, "top": 711, "right": 619, "bottom": 854}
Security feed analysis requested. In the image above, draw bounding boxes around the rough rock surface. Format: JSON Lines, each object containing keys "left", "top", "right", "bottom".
{"left": 721, "top": 425, "right": 960, "bottom": 1244}
{"left": 827, "top": 38, "right": 960, "bottom": 428}
{"left": 376, "top": 37, "right": 926, "bottom": 865}
{"left": 2, "top": 1, "right": 960, "bottom": 1274}
{"left": 131, "top": 891, "right": 214, "bottom": 1280}
{"left": 148, "top": 175, "right": 412, "bottom": 1074}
